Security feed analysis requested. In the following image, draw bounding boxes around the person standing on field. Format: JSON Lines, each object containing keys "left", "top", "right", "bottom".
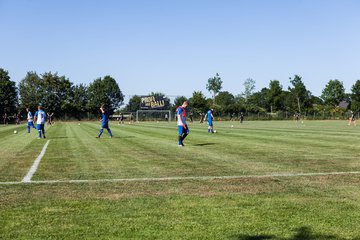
{"left": 348, "top": 111, "right": 356, "bottom": 126}
{"left": 47, "top": 112, "right": 54, "bottom": 125}
{"left": 34, "top": 105, "right": 46, "bottom": 139}
{"left": 176, "top": 101, "right": 189, "bottom": 147}
{"left": 205, "top": 109, "right": 214, "bottom": 133}
{"left": 240, "top": 112, "right": 244, "bottom": 125}
{"left": 3, "top": 112, "right": 8, "bottom": 125}
{"left": 26, "top": 108, "right": 36, "bottom": 133}
{"left": 96, "top": 105, "right": 113, "bottom": 138}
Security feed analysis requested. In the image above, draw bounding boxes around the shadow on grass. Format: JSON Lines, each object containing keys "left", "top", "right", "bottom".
{"left": 232, "top": 227, "right": 360, "bottom": 240}
{"left": 112, "top": 136, "right": 136, "bottom": 139}
{"left": 48, "top": 136, "right": 75, "bottom": 139}
{"left": 192, "top": 143, "right": 216, "bottom": 146}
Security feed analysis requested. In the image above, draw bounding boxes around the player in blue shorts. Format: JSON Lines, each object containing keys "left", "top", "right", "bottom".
{"left": 96, "top": 105, "right": 113, "bottom": 138}
{"left": 26, "top": 108, "right": 36, "bottom": 133}
{"left": 206, "top": 109, "right": 214, "bottom": 133}
{"left": 34, "top": 105, "right": 46, "bottom": 139}
{"left": 177, "top": 101, "right": 189, "bottom": 147}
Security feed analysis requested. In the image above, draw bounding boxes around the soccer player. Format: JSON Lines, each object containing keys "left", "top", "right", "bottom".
{"left": 199, "top": 112, "right": 204, "bottom": 124}
{"left": 96, "top": 105, "right": 113, "bottom": 138}
{"left": 240, "top": 112, "right": 244, "bottom": 124}
{"left": 205, "top": 109, "right": 214, "bottom": 133}
{"left": 189, "top": 111, "right": 193, "bottom": 123}
{"left": 3, "top": 112, "right": 8, "bottom": 125}
{"left": 26, "top": 108, "right": 36, "bottom": 133}
{"left": 47, "top": 112, "right": 54, "bottom": 125}
{"left": 348, "top": 111, "right": 356, "bottom": 126}
{"left": 15, "top": 111, "right": 21, "bottom": 125}
{"left": 118, "top": 113, "right": 124, "bottom": 124}
{"left": 176, "top": 101, "right": 189, "bottom": 147}
{"left": 34, "top": 105, "right": 46, "bottom": 139}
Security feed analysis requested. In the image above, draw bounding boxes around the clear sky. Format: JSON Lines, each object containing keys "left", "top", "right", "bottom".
{"left": 1, "top": 0, "right": 359, "bottom": 99}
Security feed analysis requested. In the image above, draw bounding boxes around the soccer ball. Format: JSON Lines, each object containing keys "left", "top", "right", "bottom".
{"left": 78, "top": 123, "right": 81, "bottom": 125}
{"left": 214, "top": 130, "right": 217, "bottom": 133}
{"left": 14, "top": 130, "right": 17, "bottom": 134}
{"left": 231, "top": 125, "right": 234, "bottom": 128}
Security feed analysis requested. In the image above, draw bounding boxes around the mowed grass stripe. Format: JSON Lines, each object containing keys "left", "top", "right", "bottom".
{"left": 30, "top": 121, "right": 360, "bottom": 181}
{"left": 131, "top": 121, "right": 360, "bottom": 173}
{"left": 0, "top": 125, "right": 49, "bottom": 181}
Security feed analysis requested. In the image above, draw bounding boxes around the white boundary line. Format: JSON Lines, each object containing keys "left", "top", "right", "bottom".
{"left": 0, "top": 170, "right": 359, "bottom": 185}
{"left": 22, "top": 140, "right": 50, "bottom": 183}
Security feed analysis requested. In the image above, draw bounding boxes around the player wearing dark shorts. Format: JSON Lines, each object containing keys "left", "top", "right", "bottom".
{"left": 348, "top": 111, "right": 356, "bottom": 126}
{"left": 177, "top": 101, "right": 189, "bottom": 147}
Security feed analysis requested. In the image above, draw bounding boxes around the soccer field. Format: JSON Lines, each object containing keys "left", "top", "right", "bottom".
{"left": 1, "top": 121, "right": 360, "bottom": 239}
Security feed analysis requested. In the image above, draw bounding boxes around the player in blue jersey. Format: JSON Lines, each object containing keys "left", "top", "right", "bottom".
{"left": 177, "top": 101, "right": 189, "bottom": 147}
{"left": 205, "top": 109, "right": 214, "bottom": 133}
{"left": 26, "top": 108, "right": 36, "bottom": 133}
{"left": 34, "top": 105, "right": 46, "bottom": 139}
{"left": 96, "top": 105, "right": 113, "bottom": 138}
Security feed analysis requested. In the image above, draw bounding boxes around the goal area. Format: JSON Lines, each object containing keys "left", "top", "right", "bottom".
{"left": 136, "top": 110, "right": 172, "bottom": 122}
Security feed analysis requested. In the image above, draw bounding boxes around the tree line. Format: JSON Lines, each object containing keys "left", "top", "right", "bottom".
{"left": 126, "top": 73, "right": 360, "bottom": 119}
{"left": 1, "top": 68, "right": 359, "bottom": 121}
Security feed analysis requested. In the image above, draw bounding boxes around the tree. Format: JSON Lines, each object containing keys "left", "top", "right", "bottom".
{"left": 247, "top": 88, "right": 269, "bottom": 113}
{"left": 288, "top": 75, "right": 312, "bottom": 113}
{"left": 351, "top": 80, "right": 360, "bottom": 112}
{"left": 242, "top": 78, "right": 256, "bottom": 101}
{"left": 88, "top": 75, "right": 124, "bottom": 114}
{"left": 41, "top": 72, "right": 73, "bottom": 115}
{"left": 0, "top": 68, "right": 18, "bottom": 116}
{"left": 267, "top": 80, "right": 284, "bottom": 112}
{"left": 173, "top": 96, "right": 188, "bottom": 112}
{"left": 126, "top": 95, "right": 141, "bottom": 112}
{"left": 188, "top": 91, "right": 208, "bottom": 113}
{"left": 321, "top": 79, "right": 345, "bottom": 107}
{"left": 206, "top": 73, "right": 222, "bottom": 104}
{"left": 71, "top": 84, "right": 89, "bottom": 119}
{"left": 215, "top": 91, "right": 235, "bottom": 114}
{"left": 18, "top": 72, "right": 43, "bottom": 111}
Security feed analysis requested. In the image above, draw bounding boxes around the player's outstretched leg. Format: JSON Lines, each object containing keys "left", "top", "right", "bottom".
{"left": 107, "top": 128, "right": 113, "bottom": 138}
{"left": 97, "top": 128, "right": 104, "bottom": 138}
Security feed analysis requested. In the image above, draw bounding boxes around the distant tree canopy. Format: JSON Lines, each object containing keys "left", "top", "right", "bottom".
{"left": 206, "top": 73, "right": 223, "bottom": 105}
{"left": 88, "top": 75, "right": 124, "bottom": 114}
{"left": 0, "top": 68, "right": 18, "bottom": 116}
{"left": 321, "top": 79, "right": 346, "bottom": 107}
{"left": 1, "top": 67, "right": 359, "bottom": 120}
{"left": 18, "top": 71, "right": 123, "bottom": 118}
{"left": 351, "top": 80, "right": 360, "bottom": 112}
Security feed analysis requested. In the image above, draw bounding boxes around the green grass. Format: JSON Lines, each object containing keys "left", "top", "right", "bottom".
{"left": 1, "top": 120, "right": 360, "bottom": 239}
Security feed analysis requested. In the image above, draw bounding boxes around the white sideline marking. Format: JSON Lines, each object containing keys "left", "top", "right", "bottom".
{"left": 22, "top": 140, "right": 50, "bottom": 183}
{"left": 0, "top": 170, "right": 359, "bottom": 185}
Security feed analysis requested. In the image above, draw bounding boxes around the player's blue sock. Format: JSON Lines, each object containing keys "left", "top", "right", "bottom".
{"left": 27, "top": 126, "right": 30, "bottom": 133}
{"left": 38, "top": 130, "right": 41, "bottom": 138}
{"left": 107, "top": 129, "right": 113, "bottom": 137}
{"left": 98, "top": 129, "right": 104, "bottom": 138}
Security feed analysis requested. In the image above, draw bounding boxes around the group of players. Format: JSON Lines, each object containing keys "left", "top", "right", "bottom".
{"left": 19, "top": 102, "right": 357, "bottom": 145}
{"left": 25, "top": 105, "right": 47, "bottom": 139}
{"left": 176, "top": 101, "right": 222, "bottom": 147}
